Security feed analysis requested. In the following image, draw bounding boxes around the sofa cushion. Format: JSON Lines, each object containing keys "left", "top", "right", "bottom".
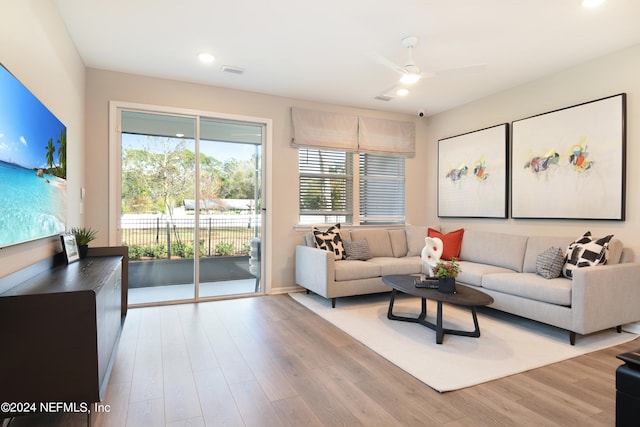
{"left": 343, "top": 238, "right": 372, "bottom": 261}
{"left": 522, "top": 236, "right": 574, "bottom": 273}
{"left": 303, "top": 232, "right": 315, "bottom": 247}
{"left": 389, "top": 229, "right": 408, "bottom": 257}
{"left": 482, "top": 272, "right": 572, "bottom": 306}
{"left": 312, "top": 224, "right": 345, "bottom": 260}
{"left": 608, "top": 239, "right": 624, "bottom": 265}
{"left": 405, "top": 225, "right": 430, "bottom": 256}
{"left": 459, "top": 230, "right": 528, "bottom": 272}
{"left": 428, "top": 228, "right": 464, "bottom": 260}
{"left": 535, "top": 247, "right": 564, "bottom": 279}
{"left": 457, "top": 261, "right": 516, "bottom": 287}
{"left": 350, "top": 229, "right": 394, "bottom": 257}
{"left": 562, "top": 231, "right": 613, "bottom": 278}
{"left": 334, "top": 260, "right": 382, "bottom": 281}
{"left": 367, "top": 257, "right": 423, "bottom": 276}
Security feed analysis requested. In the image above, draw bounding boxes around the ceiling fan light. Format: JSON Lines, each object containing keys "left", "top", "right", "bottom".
{"left": 400, "top": 73, "right": 421, "bottom": 85}
{"left": 396, "top": 88, "right": 409, "bottom": 96}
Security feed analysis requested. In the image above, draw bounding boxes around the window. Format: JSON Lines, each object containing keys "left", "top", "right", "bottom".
{"left": 299, "top": 148, "right": 353, "bottom": 224}
{"left": 359, "top": 153, "right": 405, "bottom": 225}
{"left": 298, "top": 148, "right": 405, "bottom": 225}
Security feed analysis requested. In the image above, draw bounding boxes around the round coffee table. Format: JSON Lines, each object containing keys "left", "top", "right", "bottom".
{"left": 382, "top": 274, "right": 494, "bottom": 344}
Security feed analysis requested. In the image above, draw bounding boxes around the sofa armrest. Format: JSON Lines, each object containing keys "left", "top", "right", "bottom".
{"left": 295, "top": 245, "right": 335, "bottom": 298}
{"left": 571, "top": 262, "right": 640, "bottom": 334}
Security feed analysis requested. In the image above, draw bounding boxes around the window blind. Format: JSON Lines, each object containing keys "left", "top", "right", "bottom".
{"left": 359, "top": 153, "right": 405, "bottom": 224}
{"left": 298, "top": 148, "right": 353, "bottom": 224}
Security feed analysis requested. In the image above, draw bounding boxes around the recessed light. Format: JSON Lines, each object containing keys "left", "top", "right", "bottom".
{"left": 582, "top": 0, "right": 605, "bottom": 8}
{"left": 396, "top": 88, "right": 409, "bottom": 96}
{"left": 198, "top": 52, "right": 215, "bottom": 64}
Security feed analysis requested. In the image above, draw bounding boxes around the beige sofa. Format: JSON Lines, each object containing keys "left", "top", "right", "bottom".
{"left": 295, "top": 226, "right": 640, "bottom": 344}
{"left": 295, "top": 226, "right": 427, "bottom": 308}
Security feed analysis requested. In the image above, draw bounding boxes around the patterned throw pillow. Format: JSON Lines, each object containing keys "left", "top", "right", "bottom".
{"left": 536, "top": 246, "right": 564, "bottom": 279}
{"left": 312, "top": 224, "right": 345, "bottom": 260}
{"left": 343, "top": 238, "right": 372, "bottom": 261}
{"left": 562, "top": 231, "right": 613, "bottom": 278}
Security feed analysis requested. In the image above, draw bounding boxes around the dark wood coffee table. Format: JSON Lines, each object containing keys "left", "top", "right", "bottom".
{"left": 382, "top": 274, "right": 494, "bottom": 344}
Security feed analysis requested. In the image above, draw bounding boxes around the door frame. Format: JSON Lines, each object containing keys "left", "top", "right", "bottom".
{"left": 108, "top": 100, "right": 272, "bottom": 296}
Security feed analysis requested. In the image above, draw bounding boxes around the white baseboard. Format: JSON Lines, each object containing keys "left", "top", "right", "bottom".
{"left": 268, "top": 285, "right": 304, "bottom": 295}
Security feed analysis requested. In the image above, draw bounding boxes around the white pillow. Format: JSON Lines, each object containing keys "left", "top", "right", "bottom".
{"left": 562, "top": 231, "right": 613, "bottom": 278}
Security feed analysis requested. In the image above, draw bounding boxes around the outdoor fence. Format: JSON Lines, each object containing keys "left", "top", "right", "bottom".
{"left": 121, "top": 215, "right": 261, "bottom": 260}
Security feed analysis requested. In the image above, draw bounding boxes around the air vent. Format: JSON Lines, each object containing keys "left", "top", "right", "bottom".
{"left": 374, "top": 95, "right": 393, "bottom": 102}
{"left": 221, "top": 65, "right": 245, "bottom": 75}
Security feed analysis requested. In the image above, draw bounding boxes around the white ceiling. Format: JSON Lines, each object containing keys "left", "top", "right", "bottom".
{"left": 53, "top": 0, "right": 640, "bottom": 117}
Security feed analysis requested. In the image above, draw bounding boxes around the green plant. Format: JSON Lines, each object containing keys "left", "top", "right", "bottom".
{"left": 71, "top": 227, "right": 98, "bottom": 246}
{"left": 433, "top": 257, "right": 461, "bottom": 278}
{"left": 171, "top": 241, "right": 195, "bottom": 258}
{"left": 215, "top": 242, "right": 235, "bottom": 256}
{"left": 126, "top": 244, "right": 144, "bottom": 260}
{"left": 241, "top": 242, "right": 251, "bottom": 255}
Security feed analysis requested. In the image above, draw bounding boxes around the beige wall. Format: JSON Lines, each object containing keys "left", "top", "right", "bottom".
{"left": 84, "top": 69, "right": 428, "bottom": 293}
{"left": 0, "top": 0, "right": 85, "bottom": 277}
{"left": 425, "top": 44, "right": 640, "bottom": 259}
{"left": 3, "top": 1, "right": 638, "bottom": 292}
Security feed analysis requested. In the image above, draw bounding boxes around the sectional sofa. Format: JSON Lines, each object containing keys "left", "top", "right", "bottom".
{"left": 295, "top": 226, "right": 640, "bottom": 344}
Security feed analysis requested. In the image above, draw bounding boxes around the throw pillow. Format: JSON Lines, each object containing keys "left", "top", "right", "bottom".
{"left": 562, "top": 231, "right": 613, "bottom": 278}
{"left": 312, "top": 224, "right": 345, "bottom": 260}
{"left": 427, "top": 228, "right": 464, "bottom": 260}
{"left": 343, "top": 238, "right": 372, "bottom": 261}
{"left": 536, "top": 246, "right": 564, "bottom": 279}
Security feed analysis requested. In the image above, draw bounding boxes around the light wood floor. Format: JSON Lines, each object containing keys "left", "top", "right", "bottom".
{"left": 4, "top": 294, "right": 638, "bottom": 426}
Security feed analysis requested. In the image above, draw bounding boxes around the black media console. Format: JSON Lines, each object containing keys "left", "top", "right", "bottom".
{"left": 0, "top": 246, "right": 128, "bottom": 418}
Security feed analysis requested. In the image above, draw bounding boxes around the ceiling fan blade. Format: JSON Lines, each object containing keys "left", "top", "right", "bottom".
{"left": 375, "top": 83, "right": 413, "bottom": 101}
{"left": 372, "top": 52, "right": 405, "bottom": 75}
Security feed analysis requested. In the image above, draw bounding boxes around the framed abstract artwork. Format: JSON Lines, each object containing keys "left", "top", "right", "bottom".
{"left": 438, "top": 123, "right": 508, "bottom": 218}
{"left": 511, "top": 93, "right": 626, "bottom": 220}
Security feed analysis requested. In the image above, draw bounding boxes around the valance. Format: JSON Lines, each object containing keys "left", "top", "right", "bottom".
{"left": 291, "top": 107, "right": 415, "bottom": 157}
{"left": 291, "top": 107, "right": 358, "bottom": 151}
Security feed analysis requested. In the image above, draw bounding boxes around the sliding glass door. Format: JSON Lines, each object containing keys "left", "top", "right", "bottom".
{"left": 117, "top": 109, "right": 264, "bottom": 305}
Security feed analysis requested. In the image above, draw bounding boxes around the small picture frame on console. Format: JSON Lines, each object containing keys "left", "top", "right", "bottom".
{"left": 61, "top": 233, "right": 80, "bottom": 264}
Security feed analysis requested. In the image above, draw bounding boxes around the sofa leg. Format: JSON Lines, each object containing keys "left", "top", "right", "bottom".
{"left": 331, "top": 298, "right": 336, "bottom": 308}
{"left": 569, "top": 331, "right": 576, "bottom": 345}
{"left": 617, "top": 325, "right": 622, "bottom": 333}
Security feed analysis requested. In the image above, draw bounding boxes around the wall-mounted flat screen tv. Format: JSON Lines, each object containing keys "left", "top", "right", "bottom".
{"left": 0, "top": 64, "right": 66, "bottom": 248}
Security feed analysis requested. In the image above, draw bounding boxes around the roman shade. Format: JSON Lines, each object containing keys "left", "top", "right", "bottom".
{"left": 291, "top": 107, "right": 358, "bottom": 151}
{"left": 291, "top": 107, "right": 415, "bottom": 156}
{"left": 358, "top": 116, "right": 415, "bottom": 157}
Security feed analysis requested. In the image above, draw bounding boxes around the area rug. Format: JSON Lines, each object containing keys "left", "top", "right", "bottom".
{"left": 289, "top": 292, "right": 638, "bottom": 392}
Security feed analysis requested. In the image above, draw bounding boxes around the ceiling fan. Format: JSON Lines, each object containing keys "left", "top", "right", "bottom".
{"left": 375, "top": 36, "right": 485, "bottom": 101}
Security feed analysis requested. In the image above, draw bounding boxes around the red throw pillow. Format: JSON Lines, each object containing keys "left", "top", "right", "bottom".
{"left": 428, "top": 228, "right": 464, "bottom": 261}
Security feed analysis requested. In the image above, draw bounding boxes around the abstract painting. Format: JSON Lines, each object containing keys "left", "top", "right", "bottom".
{"left": 511, "top": 94, "right": 626, "bottom": 220}
{"left": 438, "top": 123, "right": 508, "bottom": 218}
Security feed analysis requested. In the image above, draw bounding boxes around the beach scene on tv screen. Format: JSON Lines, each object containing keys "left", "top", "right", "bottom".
{"left": 0, "top": 64, "right": 66, "bottom": 247}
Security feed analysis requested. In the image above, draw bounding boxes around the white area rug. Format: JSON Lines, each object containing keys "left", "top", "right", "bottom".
{"left": 289, "top": 292, "right": 638, "bottom": 392}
